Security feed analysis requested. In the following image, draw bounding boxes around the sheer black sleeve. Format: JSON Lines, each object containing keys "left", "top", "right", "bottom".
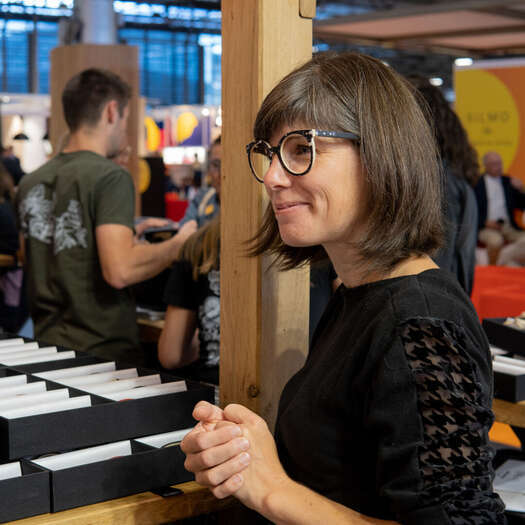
{"left": 367, "top": 317, "right": 505, "bottom": 525}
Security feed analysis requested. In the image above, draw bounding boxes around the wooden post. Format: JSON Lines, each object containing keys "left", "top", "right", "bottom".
{"left": 221, "top": 0, "right": 315, "bottom": 428}
{"left": 50, "top": 45, "right": 141, "bottom": 215}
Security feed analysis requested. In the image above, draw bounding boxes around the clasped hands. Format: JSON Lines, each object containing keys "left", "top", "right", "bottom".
{"left": 181, "top": 401, "right": 291, "bottom": 513}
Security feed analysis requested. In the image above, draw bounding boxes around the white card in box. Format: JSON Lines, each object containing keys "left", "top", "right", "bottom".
{"left": 0, "top": 338, "right": 25, "bottom": 347}
{"left": 0, "top": 395, "right": 91, "bottom": 419}
{"left": 0, "top": 381, "right": 48, "bottom": 397}
{"left": 59, "top": 368, "right": 138, "bottom": 387}
{"left": 0, "top": 389, "right": 70, "bottom": 411}
{"left": 0, "top": 342, "right": 39, "bottom": 354}
{"left": 0, "top": 375, "right": 28, "bottom": 389}
{"left": 135, "top": 428, "right": 193, "bottom": 448}
{"left": 35, "top": 362, "right": 116, "bottom": 380}
{"left": 493, "top": 361, "right": 525, "bottom": 376}
{"left": 82, "top": 374, "right": 161, "bottom": 394}
{"left": 33, "top": 441, "right": 132, "bottom": 471}
{"left": 0, "top": 351, "right": 76, "bottom": 366}
{"left": 103, "top": 380, "right": 187, "bottom": 401}
{"left": 0, "top": 461, "right": 22, "bottom": 481}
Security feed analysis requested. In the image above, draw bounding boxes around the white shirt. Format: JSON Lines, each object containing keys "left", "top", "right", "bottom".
{"left": 484, "top": 175, "right": 509, "bottom": 223}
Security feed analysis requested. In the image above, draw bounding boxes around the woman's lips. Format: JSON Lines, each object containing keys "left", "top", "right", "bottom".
{"left": 274, "top": 202, "right": 308, "bottom": 214}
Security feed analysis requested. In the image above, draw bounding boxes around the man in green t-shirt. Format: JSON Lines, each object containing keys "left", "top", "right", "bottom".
{"left": 16, "top": 68, "right": 196, "bottom": 364}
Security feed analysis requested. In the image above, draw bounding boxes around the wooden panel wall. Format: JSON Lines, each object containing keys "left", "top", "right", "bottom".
{"left": 50, "top": 45, "right": 141, "bottom": 214}
{"left": 221, "top": 0, "right": 314, "bottom": 428}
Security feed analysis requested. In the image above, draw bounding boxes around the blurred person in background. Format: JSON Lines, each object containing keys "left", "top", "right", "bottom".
{"left": 475, "top": 151, "right": 525, "bottom": 264}
{"left": 409, "top": 76, "right": 479, "bottom": 295}
{"left": 16, "top": 68, "right": 195, "bottom": 364}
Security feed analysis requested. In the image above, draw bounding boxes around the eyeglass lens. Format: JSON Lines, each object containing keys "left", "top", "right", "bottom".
{"left": 249, "top": 133, "right": 312, "bottom": 181}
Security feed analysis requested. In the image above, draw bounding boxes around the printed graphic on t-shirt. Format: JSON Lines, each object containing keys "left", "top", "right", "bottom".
{"left": 19, "top": 183, "right": 88, "bottom": 254}
{"left": 198, "top": 269, "right": 220, "bottom": 366}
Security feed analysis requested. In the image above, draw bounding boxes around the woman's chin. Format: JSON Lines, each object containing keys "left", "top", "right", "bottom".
{"left": 279, "top": 229, "right": 316, "bottom": 248}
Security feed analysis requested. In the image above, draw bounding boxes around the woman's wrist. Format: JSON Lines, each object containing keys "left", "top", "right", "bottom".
{"left": 260, "top": 474, "right": 299, "bottom": 524}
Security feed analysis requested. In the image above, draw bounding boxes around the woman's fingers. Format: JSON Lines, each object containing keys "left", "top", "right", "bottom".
{"left": 194, "top": 451, "right": 251, "bottom": 488}
{"left": 181, "top": 423, "right": 241, "bottom": 455}
{"left": 192, "top": 401, "right": 225, "bottom": 423}
{"left": 184, "top": 435, "right": 250, "bottom": 472}
{"left": 211, "top": 473, "right": 245, "bottom": 499}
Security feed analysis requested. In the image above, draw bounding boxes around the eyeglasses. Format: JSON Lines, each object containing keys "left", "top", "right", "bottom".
{"left": 246, "top": 129, "right": 360, "bottom": 183}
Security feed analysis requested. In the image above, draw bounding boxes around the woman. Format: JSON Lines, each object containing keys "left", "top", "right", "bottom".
{"left": 158, "top": 214, "right": 220, "bottom": 386}
{"left": 181, "top": 52, "right": 505, "bottom": 524}
{"left": 409, "top": 76, "right": 479, "bottom": 295}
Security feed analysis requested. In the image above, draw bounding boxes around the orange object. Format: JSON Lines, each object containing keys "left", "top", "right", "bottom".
{"left": 471, "top": 265, "right": 525, "bottom": 320}
{"left": 489, "top": 422, "right": 521, "bottom": 448}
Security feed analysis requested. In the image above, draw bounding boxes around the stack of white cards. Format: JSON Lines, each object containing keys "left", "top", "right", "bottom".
{"left": 0, "top": 462, "right": 23, "bottom": 481}
{"left": 31, "top": 441, "right": 133, "bottom": 471}
{"left": 134, "top": 428, "right": 193, "bottom": 448}
{"left": 0, "top": 374, "right": 91, "bottom": 419}
{"left": 34, "top": 362, "right": 187, "bottom": 401}
{"left": 493, "top": 354, "right": 525, "bottom": 376}
{"left": 0, "top": 338, "right": 75, "bottom": 366}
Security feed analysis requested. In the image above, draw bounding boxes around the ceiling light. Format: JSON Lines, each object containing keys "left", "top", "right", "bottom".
{"left": 429, "top": 77, "right": 443, "bottom": 87}
{"left": 455, "top": 57, "right": 473, "bottom": 67}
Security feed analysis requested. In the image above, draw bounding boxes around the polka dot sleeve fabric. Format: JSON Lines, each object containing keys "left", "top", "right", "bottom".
{"left": 399, "top": 318, "right": 505, "bottom": 525}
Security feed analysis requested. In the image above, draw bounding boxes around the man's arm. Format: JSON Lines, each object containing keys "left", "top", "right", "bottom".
{"left": 95, "top": 220, "right": 196, "bottom": 289}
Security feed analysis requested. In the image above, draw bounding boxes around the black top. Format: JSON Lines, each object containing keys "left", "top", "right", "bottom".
{"left": 0, "top": 200, "right": 18, "bottom": 255}
{"left": 433, "top": 166, "right": 477, "bottom": 296}
{"left": 164, "top": 259, "right": 220, "bottom": 385}
{"left": 275, "top": 269, "right": 505, "bottom": 524}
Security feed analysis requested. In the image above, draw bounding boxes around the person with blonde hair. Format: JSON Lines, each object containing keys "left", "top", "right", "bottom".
{"left": 181, "top": 52, "right": 504, "bottom": 524}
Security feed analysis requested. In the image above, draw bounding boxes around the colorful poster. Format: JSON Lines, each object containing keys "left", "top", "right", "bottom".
{"left": 455, "top": 58, "right": 525, "bottom": 184}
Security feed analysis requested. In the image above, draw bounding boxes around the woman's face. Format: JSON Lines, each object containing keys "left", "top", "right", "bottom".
{"left": 263, "top": 125, "right": 367, "bottom": 249}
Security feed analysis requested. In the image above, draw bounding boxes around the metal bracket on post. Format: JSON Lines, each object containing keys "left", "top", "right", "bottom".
{"left": 299, "top": 0, "right": 316, "bottom": 19}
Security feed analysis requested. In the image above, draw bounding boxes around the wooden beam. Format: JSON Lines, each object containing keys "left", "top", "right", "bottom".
{"left": 220, "top": 0, "right": 312, "bottom": 428}
{"left": 50, "top": 45, "right": 141, "bottom": 215}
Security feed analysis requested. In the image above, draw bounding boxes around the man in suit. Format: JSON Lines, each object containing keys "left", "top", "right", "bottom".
{"left": 474, "top": 151, "right": 525, "bottom": 264}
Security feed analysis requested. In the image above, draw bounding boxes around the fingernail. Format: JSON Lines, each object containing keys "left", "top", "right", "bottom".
{"left": 232, "top": 473, "right": 243, "bottom": 485}
{"left": 238, "top": 438, "right": 249, "bottom": 451}
{"left": 230, "top": 426, "right": 242, "bottom": 438}
{"left": 239, "top": 452, "right": 250, "bottom": 465}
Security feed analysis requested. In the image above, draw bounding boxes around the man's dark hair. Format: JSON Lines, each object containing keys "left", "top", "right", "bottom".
{"left": 62, "top": 68, "right": 131, "bottom": 132}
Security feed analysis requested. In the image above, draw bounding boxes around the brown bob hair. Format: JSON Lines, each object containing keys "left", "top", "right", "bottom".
{"left": 249, "top": 52, "right": 444, "bottom": 275}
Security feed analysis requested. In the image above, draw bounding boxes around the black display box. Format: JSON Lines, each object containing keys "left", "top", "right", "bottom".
{"left": 493, "top": 370, "right": 525, "bottom": 403}
{"left": 0, "top": 462, "right": 50, "bottom": 523}
{"left": 483, "top": 318, "right": 525, "bottom": 357}
{"left": 0, "top": 368, "right": 213, "bottom": 460}
{"left": 30, "top": 440, "right": 191, "bottom": 512}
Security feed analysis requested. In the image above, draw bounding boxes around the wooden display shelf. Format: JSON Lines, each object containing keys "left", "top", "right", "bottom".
{"left": 8, "top": 481, "right": 236, "bottom": 524}
{"left": 493, "top": 398, "right": 525, "bottom": 429}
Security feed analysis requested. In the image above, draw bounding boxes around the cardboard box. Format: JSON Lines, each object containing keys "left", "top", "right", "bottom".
{"left": 0, "top": 462, "right": 50, "bottom": 523}
{"left": 30, "top": 440, "right": 191, "bottom": 512}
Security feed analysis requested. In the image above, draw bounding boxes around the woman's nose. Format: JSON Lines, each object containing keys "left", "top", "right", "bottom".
{"left": 263, "top": 155, "right": 291, "bottom": 190}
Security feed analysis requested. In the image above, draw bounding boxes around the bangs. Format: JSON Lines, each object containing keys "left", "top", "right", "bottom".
{"left": 253, "top": 66, "right": 350, "bottom": 141}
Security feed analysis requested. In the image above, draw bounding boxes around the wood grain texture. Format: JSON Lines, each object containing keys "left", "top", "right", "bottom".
{"left": 300, "top": 0, "right": 317, "bottom": 18}
{"left": 8, "top": 482, "right": 236, "bottom": 525}
{"left": 221, "top": 0, "right": 312, "bottom": 427}
{"left": 50, "top": 45, "right": 141, "bottom": 214}
{"left": 493, "top": 398, "right": 525, "bottom": 429}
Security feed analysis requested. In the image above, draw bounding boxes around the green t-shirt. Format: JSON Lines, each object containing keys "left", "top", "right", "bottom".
{"left": 16, "top": 151, "right": 140, "bottom": 362}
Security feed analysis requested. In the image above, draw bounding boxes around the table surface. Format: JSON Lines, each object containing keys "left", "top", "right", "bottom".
{"left": 9, "top": 481, "right": 235, "bottom": 525}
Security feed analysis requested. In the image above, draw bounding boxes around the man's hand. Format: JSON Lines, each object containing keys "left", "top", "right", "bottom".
{"left": 134, "top": 218, "right": 170, "bottom": 238}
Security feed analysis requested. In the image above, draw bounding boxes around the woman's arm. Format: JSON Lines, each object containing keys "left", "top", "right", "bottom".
{"left": 182, "top": 402, "right": 399, "bottom": 525}
{"left": 158, "top": 305, "right": 199, "bottom": 369}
